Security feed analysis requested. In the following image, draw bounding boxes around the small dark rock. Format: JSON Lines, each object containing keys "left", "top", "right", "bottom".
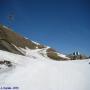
{"left": 0, "top": 60, "right": 12, "bottom": 67}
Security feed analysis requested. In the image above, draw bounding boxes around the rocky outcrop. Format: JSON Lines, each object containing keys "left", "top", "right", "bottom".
{"left": 67, "top": 52, "right": 88, "bottom": 60}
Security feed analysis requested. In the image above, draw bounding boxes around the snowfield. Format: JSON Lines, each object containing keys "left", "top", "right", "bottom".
{"left": 0, "top": 49, "right": 90, "bottom": 90}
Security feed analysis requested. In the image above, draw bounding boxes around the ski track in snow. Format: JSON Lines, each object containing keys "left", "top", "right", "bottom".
{"left": 0, "top": 49, "right": 90, "bottom": 90}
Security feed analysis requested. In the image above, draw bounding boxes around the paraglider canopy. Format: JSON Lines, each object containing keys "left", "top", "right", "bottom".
{"left": 8, "top": 12, "right": 15, "bottom": 23}
{"left": 7, "top": 12, "right": 15, "bottom": 28}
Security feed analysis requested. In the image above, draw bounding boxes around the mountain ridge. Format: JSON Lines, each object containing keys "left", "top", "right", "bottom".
{"left": 0, "top": 24, "right": 69, "bottom": 60}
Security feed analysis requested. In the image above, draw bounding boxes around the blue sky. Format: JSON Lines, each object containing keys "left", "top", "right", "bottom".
{"left": 0, "top": 0, "right": 90, "bottom": 55}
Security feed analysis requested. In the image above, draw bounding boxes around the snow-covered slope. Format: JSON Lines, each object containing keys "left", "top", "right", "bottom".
{"left": 0, "top": 49, "right": 90, "bottom": 90}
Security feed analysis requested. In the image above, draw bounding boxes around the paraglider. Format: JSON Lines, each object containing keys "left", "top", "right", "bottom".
{"left": 7, "top": 12, "right": 15, "bottom": 28}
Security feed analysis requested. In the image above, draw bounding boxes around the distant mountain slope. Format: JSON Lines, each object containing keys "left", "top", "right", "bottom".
{"left": 0, "top": 24, "right": 69, "bottom": 60}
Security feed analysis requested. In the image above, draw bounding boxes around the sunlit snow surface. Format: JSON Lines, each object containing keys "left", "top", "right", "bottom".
{"left": 0, "top": 49, "right": 90, "bottom": 90}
